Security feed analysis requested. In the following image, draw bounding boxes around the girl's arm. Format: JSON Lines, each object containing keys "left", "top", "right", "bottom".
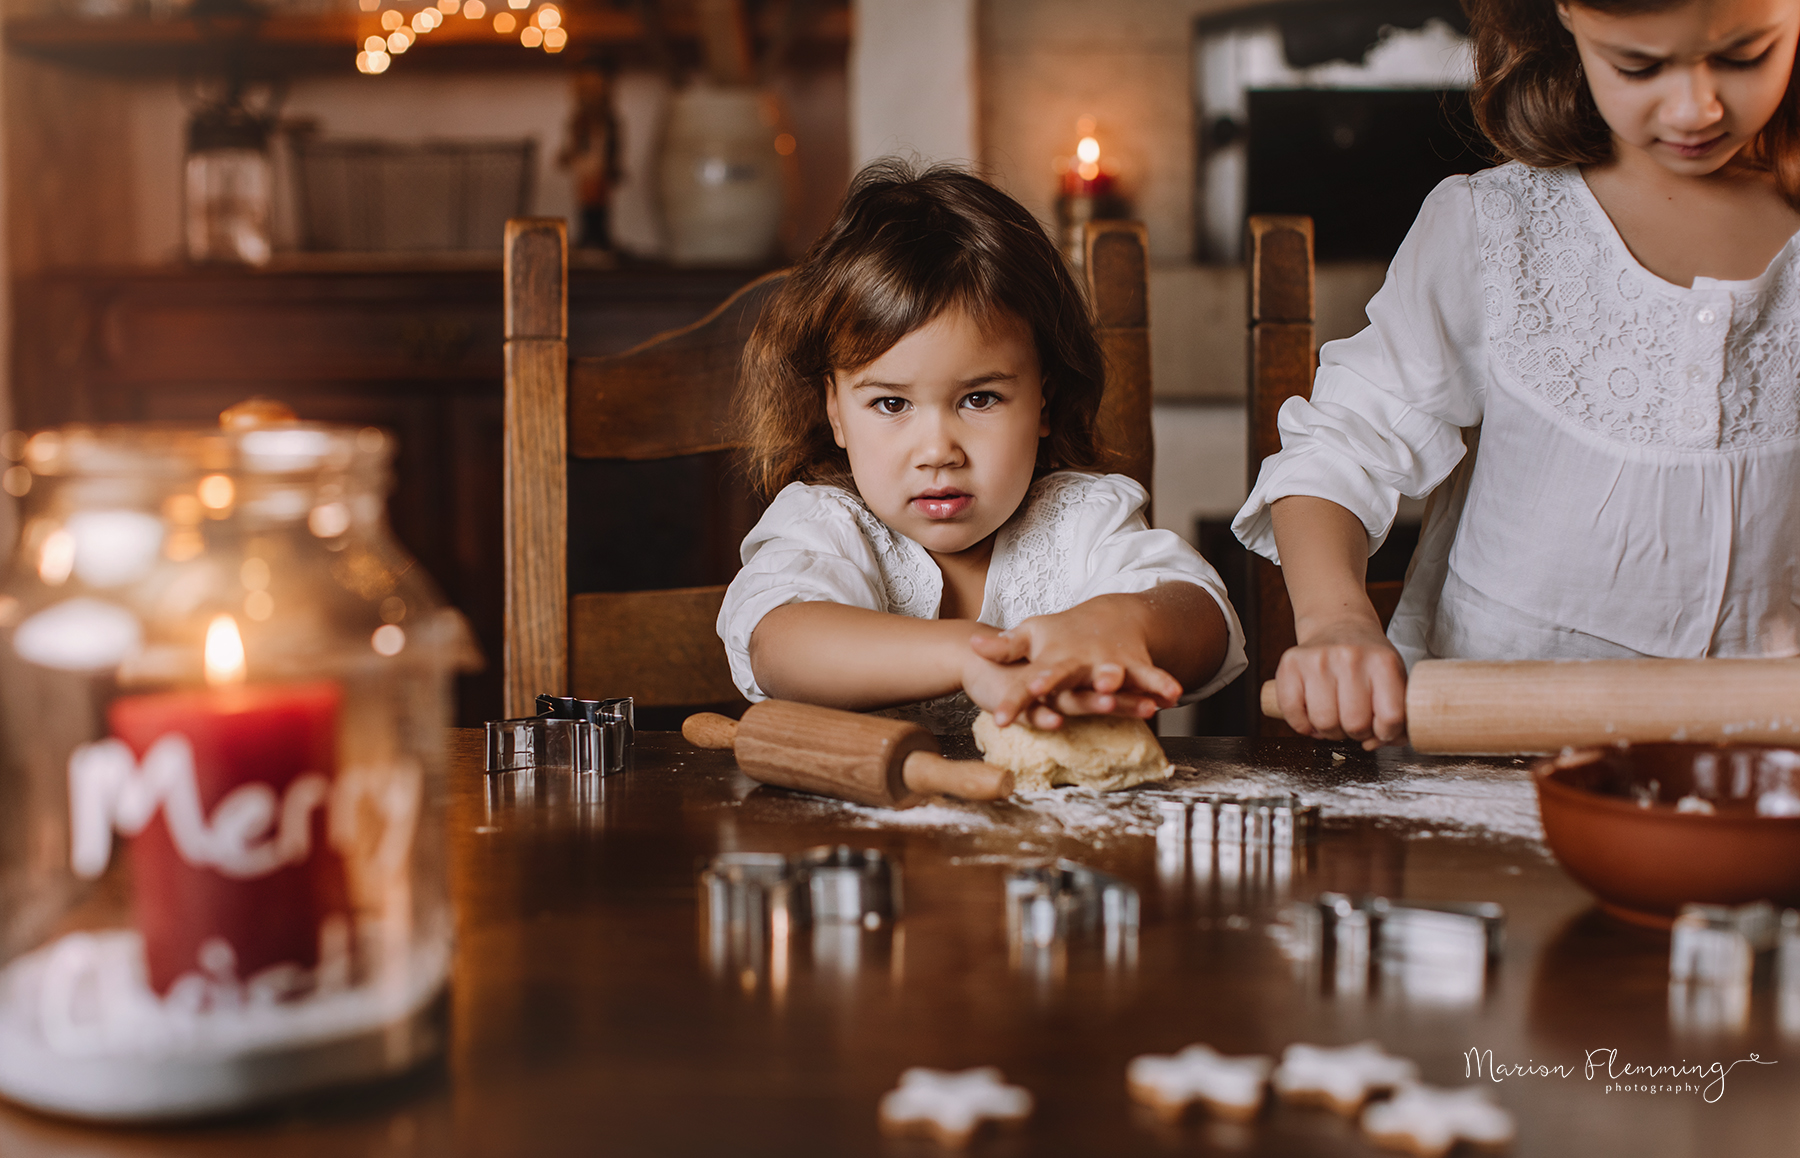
{"left": 749, "top": 603, "right": 1005, "bottom": 713}
{"left": 1268, "top": 495, "right": 1407, "bottom": 748}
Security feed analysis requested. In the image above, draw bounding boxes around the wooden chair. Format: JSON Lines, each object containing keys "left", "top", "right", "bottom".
{"left": 1245, "top": 216, "right": 1403, "bottom": 736}
{"left": 501, "top": 216, "right": 1156, "bottom": 722}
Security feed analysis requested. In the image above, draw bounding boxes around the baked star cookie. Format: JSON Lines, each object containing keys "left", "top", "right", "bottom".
{"left": 878, "top": 1066, "right": 1033, "bottom": 1147}
{"left": 1362, "top": 1083, "right": 1516, "bottom": 1156}
{"left": 1127, "top": 1043, "right": 1273, "bottom": 1122}
{"left": 1271, "top": 1041, "right": 1419, "bottom": 1115}
{"left": 972, "top": 711, "right": 1172, "bottom": 792}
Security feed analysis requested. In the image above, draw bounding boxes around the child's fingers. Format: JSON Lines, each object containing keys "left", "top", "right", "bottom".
{"left": 1048, "top": 688, "right": 1159, "bottom": 719}
{"left": 970, "top": 631, "right": 1029, "bottom": 665}
{"left": 1369, "top": 655, "right": 1408, "bottom": 745}
{"left": 1334, "top": 682, "right": 1375, "bottom": 743}
{"left": 1293, "top": 668, "right": 1346, "bottom": 740}
{"left": 1046, "top": 688, "right": 1117, "bottom": 716}
{"left": 1025, "top": 658, "right": 1088, "bottom": 698}
{"left": 982, "top": 673, "right": 1040, "bottom": 728}
{"left": 1121, "top": 662, "right": 1183, "bottom": 706}
{"left": 1027, "top": 702, "right": 1065, "bottom": 730}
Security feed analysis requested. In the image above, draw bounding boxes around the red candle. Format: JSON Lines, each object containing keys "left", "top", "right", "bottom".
{"left": 102, "top": 680, "right": 349, "bottom": 997}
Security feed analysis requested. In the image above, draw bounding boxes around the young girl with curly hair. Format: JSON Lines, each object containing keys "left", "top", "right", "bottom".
{"left": 720, "top": 162, "right": 1245, "bottom": 733}
{"left": 1235, "top": 0, "right": 1800, "bottom": 747}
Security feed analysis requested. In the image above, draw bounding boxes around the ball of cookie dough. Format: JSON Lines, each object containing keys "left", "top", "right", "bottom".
{"left": 972, "top": 711, "right": 1172, "bottom": 792}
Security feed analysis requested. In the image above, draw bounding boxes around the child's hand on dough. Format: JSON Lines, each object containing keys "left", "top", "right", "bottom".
{"left": 959, "top": 649, "right": 1069, "bottom": 730}
{"left": 968, "top": 596, "right": 1183, "bottom": 729}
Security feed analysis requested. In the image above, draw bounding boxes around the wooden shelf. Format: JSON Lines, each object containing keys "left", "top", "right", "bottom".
{"left": 4, "top": 6, "right": 847, "bottom": 76}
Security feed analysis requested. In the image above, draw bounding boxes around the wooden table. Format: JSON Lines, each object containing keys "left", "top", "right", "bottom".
{"left": 3, "top": 732, "right": 1796, "bottom": 1155}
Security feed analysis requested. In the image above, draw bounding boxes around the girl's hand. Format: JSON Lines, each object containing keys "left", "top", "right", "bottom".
{"left": 959, "top": 649, "right": 1062, "bottom": 729}
{"left": 967, "top": 597, "right": 1184, "bottom": 728}
{"left": 1274, "top": 619, "right": 1408, "bottom": 749}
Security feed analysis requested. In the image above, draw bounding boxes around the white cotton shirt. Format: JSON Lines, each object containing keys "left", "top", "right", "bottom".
{"left": 1232, "top": 162, "right": 1800, "bottom": 666}
{"left": 720, "top": 470, "right": 1248, "bottom": 733}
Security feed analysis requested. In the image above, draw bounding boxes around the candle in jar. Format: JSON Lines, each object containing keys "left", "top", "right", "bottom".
{"left": 81, "top": 614, "right": 351, "bottom": 999}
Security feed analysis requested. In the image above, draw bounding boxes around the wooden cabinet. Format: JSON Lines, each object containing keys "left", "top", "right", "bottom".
{"left": 12, "top": 260, "right": 759, "bottom": 724}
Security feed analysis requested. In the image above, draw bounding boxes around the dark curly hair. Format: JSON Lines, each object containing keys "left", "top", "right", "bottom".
{"left": 1466, "top": 0, "right": 1800, "bottom": 207}
{"left": 736, "top": 159, "right": 1107, "bottom": 499}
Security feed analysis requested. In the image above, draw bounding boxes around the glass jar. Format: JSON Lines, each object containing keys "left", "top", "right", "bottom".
{"left": 185, "top": 99, "right": 274, "bottom": 266}
{"left": 0, "top": 421, "right": 478, "bottom": 1120}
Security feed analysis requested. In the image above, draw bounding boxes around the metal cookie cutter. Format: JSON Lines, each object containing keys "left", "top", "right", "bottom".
{"left": 700, "top": 852, "right": 796, "bottom": 990}
{"left": 485, "top": 694, "right": 634, "bottom": 777}
{"left": 699, "top": 846, "right": 903, "bottom": 989}
{"left": 1149, "top": 792, "right": 1320, "bottom": 910}
{"left": 1006, "top": 860, "right": 1139, "bottom": 972}
{"left": 1669, "top": 901, "right": 1780, "bottom": 1034}
{"left": 1276, "top": 892, "right": 1504, "bottom": 1006}
{"left": 794, "top": 845, "right": 904, "bottom": 930}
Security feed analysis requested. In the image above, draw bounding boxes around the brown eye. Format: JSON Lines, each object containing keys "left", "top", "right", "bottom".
{"left": 874, "top": 397, "right": 908, "bottom": 415}
{"left": 961, "top": 391, "right": 1001, "bottom": 411}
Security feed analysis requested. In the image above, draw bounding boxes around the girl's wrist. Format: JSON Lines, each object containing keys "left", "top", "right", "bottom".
{"left": 1292, "top": 607, "right": 1390, "bottom": 649}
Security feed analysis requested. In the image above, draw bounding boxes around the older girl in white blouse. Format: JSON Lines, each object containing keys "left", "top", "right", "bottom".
{"left": 720, "top": 162, "right": 1245, "bottom": 734}
{"left": 1235, "top": 0, "right": 1800, "bottom": 747}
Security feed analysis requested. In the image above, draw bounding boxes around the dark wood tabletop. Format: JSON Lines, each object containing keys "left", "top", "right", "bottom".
{"left": 3, "top": 730, "right": 1796, "bottom": 1156}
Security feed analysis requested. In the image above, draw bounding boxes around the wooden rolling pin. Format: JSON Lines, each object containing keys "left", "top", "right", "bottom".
{"left": 683, "top": 699, "right": 1014, "bottom": 808}
{"left": 1259, "top": 658, "right": 1800, "bottom": 754}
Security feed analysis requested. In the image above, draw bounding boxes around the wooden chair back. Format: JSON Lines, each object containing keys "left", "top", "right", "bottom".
{"left": 1246, "top": 216, "right": 1403, "bottom": 736}
{"left": 502, "top": 216, "right": 1158, "bottom": 722}
{"left": 503, "top": 217, "right": 777, "bottom": 718}
{"left": 1083, "top": 220, "right": 1154, "bottom": 494}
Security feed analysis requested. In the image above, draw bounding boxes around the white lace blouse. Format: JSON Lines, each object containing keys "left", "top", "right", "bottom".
{"left": 720, "top": 471, "right": 1248, "bottom": 733}
{"left": 1233, "top": 162, "right": 1800, "bottom": 666}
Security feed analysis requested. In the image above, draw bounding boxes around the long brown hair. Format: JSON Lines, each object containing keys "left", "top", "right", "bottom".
{"left": 737, "top": 160, "right": 1106, "bottom": 500}
{"left": 1466, "top": 0, "right": 1800, "bottom": 206}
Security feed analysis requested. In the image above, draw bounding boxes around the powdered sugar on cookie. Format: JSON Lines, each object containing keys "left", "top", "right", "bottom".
{"left": 1362, "top": 1083, "right": 1515, "bottom": 1156}
{"left": 878, "top": 1066, "right": 1033, "bottom": 1147}
{"left": 1127, "top": 1043, "right": 1272, "bottom": 1122}
{"left": 1272, "top": 1041, "right": 1419, "bottom": 1114}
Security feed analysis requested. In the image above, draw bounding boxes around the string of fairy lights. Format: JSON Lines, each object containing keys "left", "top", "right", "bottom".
{"left": 354, "top": 0, "right": 566, "bottom": 74}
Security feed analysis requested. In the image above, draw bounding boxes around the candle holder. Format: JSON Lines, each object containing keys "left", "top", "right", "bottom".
{"left": 1053, "top": 118, "right": 1130, "bottom": 268}
{"left": 0, "top": 419, "right": 479, "bottom": 1120}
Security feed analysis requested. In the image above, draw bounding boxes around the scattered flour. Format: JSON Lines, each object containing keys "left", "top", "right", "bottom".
{"left": 1178, "top": 769, "right": 1544, "bottom": 843}
{"left": 737, "top": 749, "right": 1544, "bottom": 845}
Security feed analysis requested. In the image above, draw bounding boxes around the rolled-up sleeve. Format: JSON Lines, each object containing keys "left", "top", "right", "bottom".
{"left": 1070, "top": 474, "right": 1249, "bottom": 701}
{"left": 717, "top": 484, "right": 889, "bottom": 702}
{"left": 1232, "top": 175, "right": 1487, "bottom": 564}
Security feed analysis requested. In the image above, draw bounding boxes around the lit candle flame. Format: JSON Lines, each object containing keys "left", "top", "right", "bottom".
{"left": 204, "top": 613, "right": 246, "bottom": 687}
{"left": 1075, "top": 136, "right": 1101, "bottom": 182}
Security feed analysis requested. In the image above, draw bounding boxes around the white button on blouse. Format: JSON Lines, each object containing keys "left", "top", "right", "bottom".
{"left": 1233, "top": 163, "right": 1800, "bottom": 665}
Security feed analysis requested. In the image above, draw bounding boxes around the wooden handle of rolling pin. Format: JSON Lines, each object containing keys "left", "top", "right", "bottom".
{"left": 682, "top": 712, "right": 739, "bottom": 749}
{"left": 682, "top": 701, "right": 1013, "bottom": 807}
{"left": 901, "top": 750, "right": 1013, "bottom": 801}
{"left": 1260, "top": 658, "right": 1800, "bottom": 754}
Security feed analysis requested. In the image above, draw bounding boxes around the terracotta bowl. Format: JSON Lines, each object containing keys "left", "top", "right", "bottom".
{"left": 1531, "top": 744, "right": 1800, "bottom": 929}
